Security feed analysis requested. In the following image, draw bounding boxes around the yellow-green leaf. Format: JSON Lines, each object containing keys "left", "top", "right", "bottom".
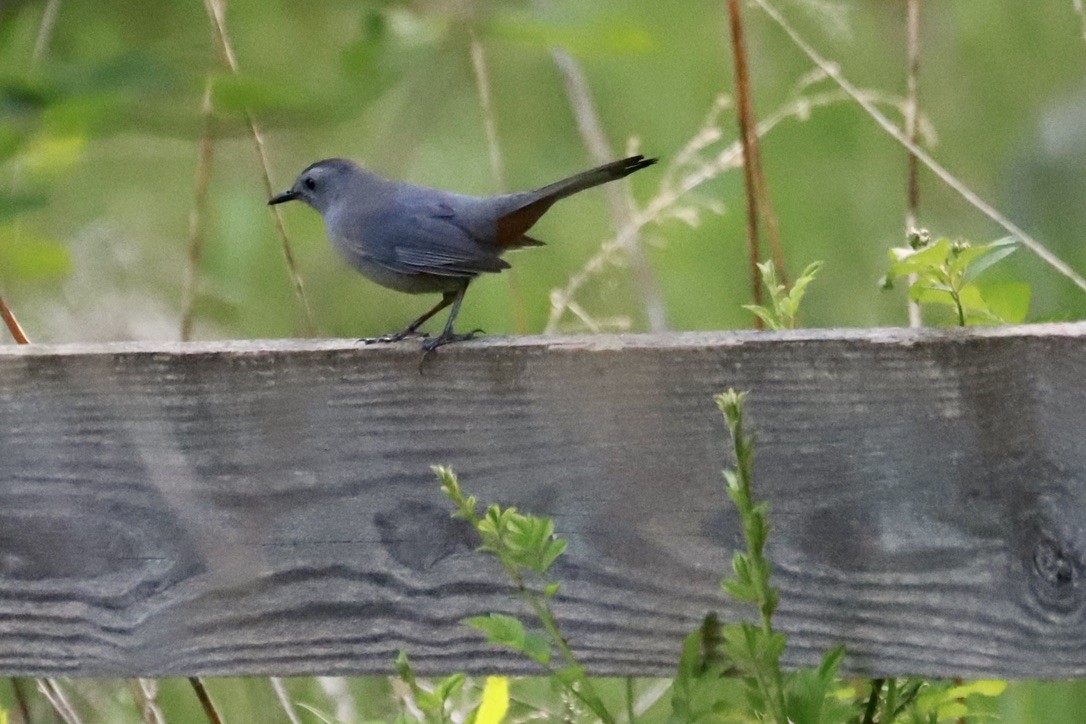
{"left": 475, "top": 676, "right": 509, "bottom": 724}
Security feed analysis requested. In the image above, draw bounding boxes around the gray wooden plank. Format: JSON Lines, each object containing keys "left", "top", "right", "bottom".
{"left": 1, "top": 324, "right": 1085, "bottom": 678}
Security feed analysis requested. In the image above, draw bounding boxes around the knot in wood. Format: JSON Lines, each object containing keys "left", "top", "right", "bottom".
{"left": 1030, "top": 535, "right": 1082, "bottom": 614}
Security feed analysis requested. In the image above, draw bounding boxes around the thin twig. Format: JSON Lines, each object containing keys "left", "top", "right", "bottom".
{"left": 727, "top": 0, "right": 766, "bottom": 320}
{"left": 181, "top": 78, "right": 216, "bottom": 341}
{"left": 201, "top": 0, "right": 316, "bottom": 335}
{"left": 468, "top": 29, "right": 527, "bottom": 334}
{"left": 535, "top": 4, "right": 669, "bottom": 332}
{"left": 0, "top": 292, "right": 30, "bottom": 343}
{"left": 36, "top": 679, "right": 80, "bottom": 724}
{"left": 11, "top": 678, "right": 32, "bottom": 723}
{"left": 188, "top": 677, "right": 224, "bottom": 724}
{"left": 752, "top": 0, "right": 1086, "bottom": 295}
{"left": 270, "top": 678, "right": 302, "bottom": 724}
{"left": 129, "top": 679, "right": 166, "bottom": 724}
{"left": 904, "top": 0, "right": 922, "bottom": 327}
{"left": 31, "top": 0, "right": 61, "bottom": 68}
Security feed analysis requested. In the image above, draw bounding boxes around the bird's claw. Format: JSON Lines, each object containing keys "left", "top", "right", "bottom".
{"left": 421, "top": 328, "right": 485, "bottom": 352}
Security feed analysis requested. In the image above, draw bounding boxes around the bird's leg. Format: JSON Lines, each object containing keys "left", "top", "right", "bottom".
{"left": 362, "top": 292, "right": 455, "bottom": 344}
{"left": 421, "top": 283, "right": 484, "bottom": 351}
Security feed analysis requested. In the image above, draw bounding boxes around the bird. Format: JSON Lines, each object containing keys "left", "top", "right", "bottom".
{"left": 269, "top": 154, "right": 657, "bottom": 350}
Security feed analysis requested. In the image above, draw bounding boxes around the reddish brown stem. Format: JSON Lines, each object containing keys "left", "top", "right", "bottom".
{"left": 0, "top": 292, "right": 30, "bottom": 344}
{"left": 727, "top": 0, "right": 786, "bottom": 324}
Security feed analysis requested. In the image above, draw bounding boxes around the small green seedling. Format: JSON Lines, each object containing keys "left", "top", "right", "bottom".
{"left": 744, "top": 260, "right": 823, "bottom": 330}
{"left": 880, "top": 229, "right": 1027, "bottom": 326}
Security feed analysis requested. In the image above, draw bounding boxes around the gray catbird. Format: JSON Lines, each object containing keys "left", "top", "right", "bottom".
{"left": 269, "top": 154, "right": 656, "bottom": 349}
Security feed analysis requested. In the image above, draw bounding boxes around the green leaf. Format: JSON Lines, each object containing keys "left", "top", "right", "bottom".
{"left": 784, "top": 646, "right": 848, "bottom": 724}
{"left": 742, "top": 304, "right": 782, "bottom": 330}
{"left": 0, "top": 225, "right": 72, "bottom": 280}
{"left": 787, "top": 261, "right": 824, "bottom": 309}
{"left": 887, "top": 238, "right": 951, "bottom": 276}
{"left": 465, "top": 613, "right": 548, "bottom": 663}
{"left": 980, "top": 280, "right": 1031, "bottom": 323}
{"left": 432, "top": 672, "right": 465, "bottom": 702}
{"left": 962, "top": 238, "right": 1018, "bottom": 281}
{"left": 946, "top": 679, "right": 1007, "bottom": 699}
{"left": 521, "top": 631, "right": 552, "bottom": 664}
{"left": 464, "top": 613, "right": 528, "bottom": 651}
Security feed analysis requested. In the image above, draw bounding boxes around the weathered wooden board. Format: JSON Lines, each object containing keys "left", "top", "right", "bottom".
{"left": 1, "top": 325, "right": 1085, "bottom": 678}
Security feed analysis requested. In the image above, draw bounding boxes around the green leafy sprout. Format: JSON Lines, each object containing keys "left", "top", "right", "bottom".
{"left": 744, "top": 260, "right": 823, "bottom": 330}
{"left": 434, "top": 465, "right": 615, "bottom": 723}
{"left": 880, "top": 229, "right": 1027, "bottom": 326}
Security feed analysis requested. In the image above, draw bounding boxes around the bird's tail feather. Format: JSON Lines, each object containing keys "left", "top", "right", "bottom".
{"left": 495, "top": 155, "right": 656, "bottom": 247}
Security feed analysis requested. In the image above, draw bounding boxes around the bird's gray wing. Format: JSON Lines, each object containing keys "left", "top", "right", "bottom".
{"left": 384, "top": 197, "right": 508, "bottom": 277}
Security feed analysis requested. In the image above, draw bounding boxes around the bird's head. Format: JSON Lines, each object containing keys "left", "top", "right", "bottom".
{"left": 268, "top": 158, "right": 360, "bottom": 214}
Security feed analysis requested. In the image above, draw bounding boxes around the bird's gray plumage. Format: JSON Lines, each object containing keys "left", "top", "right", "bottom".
{"left": 270, "top": 155, "right": 656, "bottom": 348}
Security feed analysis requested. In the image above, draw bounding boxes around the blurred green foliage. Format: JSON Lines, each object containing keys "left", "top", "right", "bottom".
{"left": 2, "top": 0, "right": 1086, "bottom": 719}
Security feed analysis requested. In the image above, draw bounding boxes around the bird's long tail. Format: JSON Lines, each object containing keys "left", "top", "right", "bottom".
{"left": 496, "top": 155, "right": 656, "bottom": 248}
{"left": 533, "top": 155, "right": 657, "bottom": 202}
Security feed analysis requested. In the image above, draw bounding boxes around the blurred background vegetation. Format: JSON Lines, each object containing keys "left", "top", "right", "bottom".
{"left": 2, "top": 0, "right": 1086, "bottom": 720}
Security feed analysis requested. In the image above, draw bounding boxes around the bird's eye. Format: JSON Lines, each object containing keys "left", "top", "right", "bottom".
{"left": 303, "top": 177, "right": 316, "bottom": 190}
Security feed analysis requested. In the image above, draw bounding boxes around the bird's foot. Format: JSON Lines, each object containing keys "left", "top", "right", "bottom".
{"left": 361, "top": 329, "right": 429, "bottom": 345}
{"left": 420, "top": 328, "right": 485, "bottom": 352}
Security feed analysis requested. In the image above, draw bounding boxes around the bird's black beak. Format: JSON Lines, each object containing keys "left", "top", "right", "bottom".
{"left": 268, "top": 189, "right": 298, "bottom": 206}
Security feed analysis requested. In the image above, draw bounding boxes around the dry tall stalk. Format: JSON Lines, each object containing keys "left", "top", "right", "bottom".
{"left": 726, "top": 0, "right": 788, "bottom": 321}
{"left": 37, "top": 678, "right": 81, "bottom": 724}
{"left": 129, "top": 679, "right": 166, "bottom": 724}
{"left": 180, "top": 79, "right": 216, "bottom": 341}
{"left": 271, "top": 677, "right": 302, "bottom": 724}
{"left": 0, "top": 292, "right": 30, "bottom": 343}
{"left": 753, "top": 0, "right": 1086, "bottom": 295}
{"left": 201, "top": 0, "right": 316, "bottom": 335}
{"left": 904, "top": 0, "right": 922, "bottom": 327}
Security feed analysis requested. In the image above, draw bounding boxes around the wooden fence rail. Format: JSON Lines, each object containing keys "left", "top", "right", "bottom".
{"left": 1, "top": 324, "right": 1085, "bottom": 678}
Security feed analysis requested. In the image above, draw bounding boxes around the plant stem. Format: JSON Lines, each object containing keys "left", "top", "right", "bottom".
{"left": 720, "top": 392, "right": 788, "bottom": 723}
{"left": 499, "top": 560, "right": 616, "bottom": 724}
{"left": 862, "top": 678, "right": 884, "bottom": 724}
{"left": 181, "top": 77, "right": 216, "bottom": 342}
{"left": 726, "top": 0, "right": 765, "bottom": 323}
{"left": 625, "top": 677, "right": 636, "bottom": 723}
{"left": 188, "top": 677, "right": 224, "bottom": 724}
{"left": 904, "top": 0, "right": 922, "bottom": 328}
{"left": 0, "top": 291, "right": 30, "bottom": 344}
{"left": 951, "top": 289, "right": 965, "bottom": 326}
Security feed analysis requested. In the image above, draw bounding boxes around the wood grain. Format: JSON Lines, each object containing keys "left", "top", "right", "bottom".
{"left": 1, "top": 324, "right": 1085, "bottom": 678}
